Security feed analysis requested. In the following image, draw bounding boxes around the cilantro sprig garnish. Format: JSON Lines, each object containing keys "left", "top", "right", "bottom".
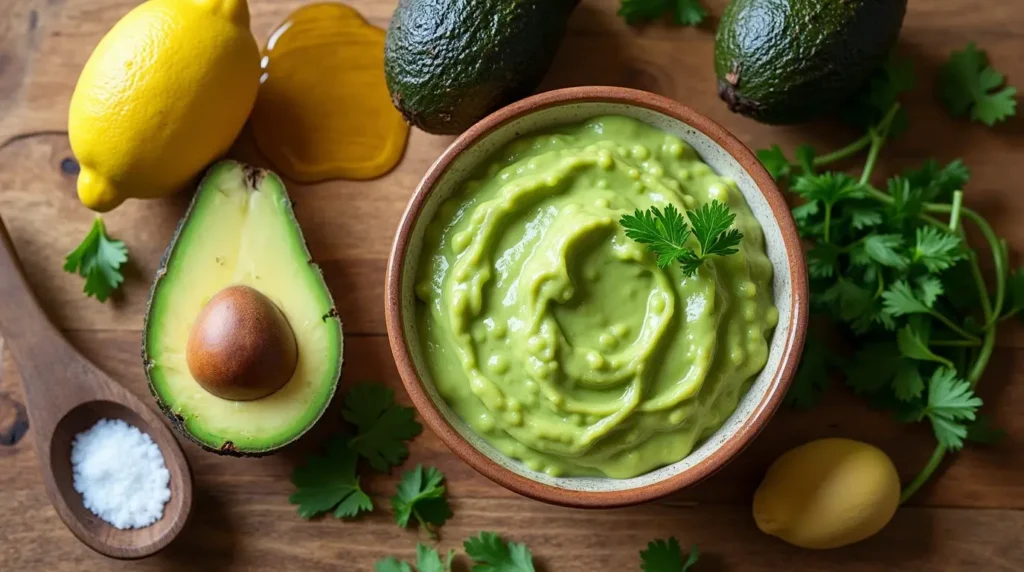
{"left": 620, "top": 201, "right": 744, "bottom": 277}
{"left": 463, "top": 532, "right": 536, "bottom": 572}
{"left": 640, "top": 537, "right": 700, "bottom": 572}
{"left": 618, "top": 0, "right": 707, "bottom": 27}
{"left": 939, "top": 42, "right": 1018, "bottom": 126}
{"left": 392, "top": 465, "right": 452, "bottom": 538}
{"left": 758, "top": 47, "right": 1014, "bottom": 502}
{"left": 343, "top": 382, "right": 423, "bottom": 472}
{"left": 376, "top": 544, "right": 454, "bottom": 572}
{"left": 288, "top": 436, "right": 373, "bottom": 519}
{"left": 63, "top": 216, "right": 128, "bottom": 302}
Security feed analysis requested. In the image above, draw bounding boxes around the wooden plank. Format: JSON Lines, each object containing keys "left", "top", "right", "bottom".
{"left": 0, "top": 0, "right": 1023, "bottom": 569}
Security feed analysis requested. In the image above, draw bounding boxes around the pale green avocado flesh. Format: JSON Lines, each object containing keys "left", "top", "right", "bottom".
{"left": 416, "top": 116, "right": 777, "bottom": 478}
{"left": 144, "top": 161, "right": 343, "bottom": 455}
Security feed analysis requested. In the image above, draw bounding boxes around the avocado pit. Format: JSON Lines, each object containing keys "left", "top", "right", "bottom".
{"left": 186, "top": 284, "right": 298, "bottom": 401}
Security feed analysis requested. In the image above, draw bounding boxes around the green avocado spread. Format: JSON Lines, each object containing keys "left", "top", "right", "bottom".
{"left": 415, "top": 116, "right": 778, "bottom": 478}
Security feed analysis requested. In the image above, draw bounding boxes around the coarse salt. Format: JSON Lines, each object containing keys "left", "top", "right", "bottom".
{"left": 70, "top": 418, "right": 171, "bottom": 529}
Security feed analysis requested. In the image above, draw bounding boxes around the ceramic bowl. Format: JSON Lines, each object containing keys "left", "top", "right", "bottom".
{"left": 386, "top": 86, "right": 807, "bottom": 508}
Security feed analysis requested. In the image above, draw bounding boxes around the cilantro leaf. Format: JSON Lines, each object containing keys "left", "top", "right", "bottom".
{"left": 640, "top": 537, "right": 700, "bottom": 572}
{"left": 63, "top": 216, "right": 129, "bottom": 302}
{"left": 785, "top": 327, "right": 832, "bottom": 409}
{"left": 882, "top": 279, "right": 935, "bottom": 316}
{"left": 904, "top": 159, "right": 970, "bottom": 203}
{"left": 892, "top": 360, "right": 925, "bottom": 401}
{"left": 792, "top": 172, "right": 866, "bottom": 205}
{"left": 912, "top": 226, "right": 964, "bottom": 272}
{"left": 392, "top": 465, "right": 452, "bottom": 536}
{"left": 846, "top": 204, "right": 884, "bottom": 230}
{"left": 620, "top": 200, "right": 743, "bottom": 277}
{"left": 376, "top": 544, "right": 454, "bottom": 572}
{"left": 965, "top": 414, "right": 1006, "bottom": 445}
{"left": 618, "top": 0, "right": 707, "bottom": 26}
{"left": 939, "top": 42, "right": 1018, "bottom": 125}
{"left": 464, "top": 532, "right": 536, "bottom": 572}
{"left": 863, "top": 234, "right": 909, "bottom": 269}
{"left": 757, "top": 145, "right": 791, "bottom": 180}
{"left": 806, "top": 243, "right": 839, "bottom": 279}
{"left": 795, "top": 145, "right": 816, "bottom": 175}
{"left": 925, "top": 368, "right": 983, "bottom": 450}
{"left": 289, "top": 437, "right": 373, "bottom": 519}
{"left": 686, "top": 200, "right": 743, "bottom": 258}
{"left": 916, "top": 275, "right": 945, "bottom": 308}
{"left": 376, "top": 559, "right": 413, "bottom": 572}
{"left": 842, "top": 55, "right": 916, "bottom": 129}
{"left": 897, "top": 323, "right": 953, "bottom": 369}
{"left": 343, "top": 382, "right": 423, "bottom": 472}
{"left": 620, "top": 205, "right": 692, "bottom": 267}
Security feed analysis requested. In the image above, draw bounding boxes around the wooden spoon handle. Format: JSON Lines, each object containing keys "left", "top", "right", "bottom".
{"left": 0, "top": 215, "right": 78, "bottom": 411}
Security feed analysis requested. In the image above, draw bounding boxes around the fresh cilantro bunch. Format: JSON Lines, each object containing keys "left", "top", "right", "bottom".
{"left": 620, "top": 201, "right": 744, "bottom": 277}
{"left": 641, "top": 537, "right": 699, "bottom": 572}
{"left": 761, "top": 49, "right": 1015, "bottom": 502}
{"left": 618, "top": 0, "right": 707, "bottom": 27}
{"left": 63, "top": 216, "right": 129, "bottom": 302}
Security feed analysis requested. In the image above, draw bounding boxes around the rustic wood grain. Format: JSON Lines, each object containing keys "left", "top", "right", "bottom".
{"left": 1, "top": 0, "right": 1022, "bottom": 569}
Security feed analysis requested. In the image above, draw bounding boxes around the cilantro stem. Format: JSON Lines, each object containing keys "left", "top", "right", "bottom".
{"left": 899, "top": 445, "right": 946, "bottom": 504}
{"left": 813, "top": 134, "right": 873, "bottom": 167}
{"left": 929, "top": 339, "right": 982, "bottom": 347}
{"left": 948, "top": 191, "right": 964, "bottom": 231}
{"left": 823, "top": 205, "right": 833, "bottom": 243}
{"left": 928, "top": 204, "right": 1006, "bottom": 322}
{"left": 929, "top": 310, "right": 981, "bottom": 343}
{"left": 858, "top": 104, "right": 901, "bottom": 185}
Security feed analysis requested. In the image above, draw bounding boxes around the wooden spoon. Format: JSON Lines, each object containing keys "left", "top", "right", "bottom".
{"left": 0, "top": 217, "right": 193, "bottom": 559}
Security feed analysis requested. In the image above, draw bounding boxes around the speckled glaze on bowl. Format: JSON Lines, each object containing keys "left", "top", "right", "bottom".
{"left": 386, "top": 87, "right": 807, "bottom": 508}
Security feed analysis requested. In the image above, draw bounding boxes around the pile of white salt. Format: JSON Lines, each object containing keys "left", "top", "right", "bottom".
{"left": 70, "top": 418, "right": 171, "bottom": 529}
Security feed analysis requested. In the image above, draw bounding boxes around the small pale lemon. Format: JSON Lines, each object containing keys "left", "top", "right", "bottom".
{"left": 753, "top": 438, "right": 901, "bottom": 549}
{"left": 69, "top": 0, "right": 259, "bottom": 211}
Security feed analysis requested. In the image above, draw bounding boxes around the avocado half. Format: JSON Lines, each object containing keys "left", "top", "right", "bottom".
{"left": 142, "top": 161, "right": 343, "bottom": 456}
{"left": 714, "top": 0, "right": 907, "bottom": 124}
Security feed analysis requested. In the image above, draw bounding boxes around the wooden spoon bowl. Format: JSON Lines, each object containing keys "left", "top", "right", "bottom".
{"left": 0, "top": 217, "right": 193, "bottom": 559}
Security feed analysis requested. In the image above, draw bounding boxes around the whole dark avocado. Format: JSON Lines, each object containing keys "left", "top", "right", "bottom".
{"left": 384, "top": 0, "right": 579, "bottom": 135}
{"left": 715, "top": 0, "right": 907, "bottom": 124}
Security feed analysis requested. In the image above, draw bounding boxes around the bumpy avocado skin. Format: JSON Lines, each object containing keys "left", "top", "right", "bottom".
{"left": 384, "top": 0, "right": 579, "bottom": 135}
{"left": 715, "top": 0, "right": 907, "bottom": 124}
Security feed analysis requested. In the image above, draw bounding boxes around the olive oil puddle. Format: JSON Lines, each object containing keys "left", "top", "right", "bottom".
{"left": 251, "top": 3, "right": 409, "bottom": 183}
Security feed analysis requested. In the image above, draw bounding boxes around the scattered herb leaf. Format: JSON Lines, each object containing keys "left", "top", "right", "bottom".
{"left": 289, "top": 436, "right": 373, "bottom": 519}
{"left": 939, "top": 42, "right": 1018, "bottom": 125}
{"left": 392, "top": 465, "right": 452, "bottom": 537}
{"left": 640, "top": 537, "right": 700, "bottom": 572}
{"left": 343, "top": 382, "right": 423, "bottom": 472}
{"left": 464, "top": 532, "right": 536, "bottom": 572}
{"left": 63, "top": 216, "right": 129, "bottom": 302}
{"left": 376, "top": 544, "right": 454, "bottom": 572}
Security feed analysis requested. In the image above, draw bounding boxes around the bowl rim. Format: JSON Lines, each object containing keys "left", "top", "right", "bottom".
{"left": 385, "top": 86, "right": 808, "bottom": 508}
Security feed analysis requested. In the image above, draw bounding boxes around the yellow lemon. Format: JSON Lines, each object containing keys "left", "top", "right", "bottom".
{"left": 753, "top": 438, "right": 900, "bottom": 549}
{"left": 69, "top": 0, "right": 259, "bottom": 211}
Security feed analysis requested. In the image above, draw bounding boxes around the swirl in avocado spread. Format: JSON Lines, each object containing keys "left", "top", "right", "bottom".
{"left": 416, "top": 116, "right": 777, "bottom": 478}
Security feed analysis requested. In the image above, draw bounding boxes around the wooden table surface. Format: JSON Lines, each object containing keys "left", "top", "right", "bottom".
{"left": 1, "top": 0, "right": 1023, "bottom": 570}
